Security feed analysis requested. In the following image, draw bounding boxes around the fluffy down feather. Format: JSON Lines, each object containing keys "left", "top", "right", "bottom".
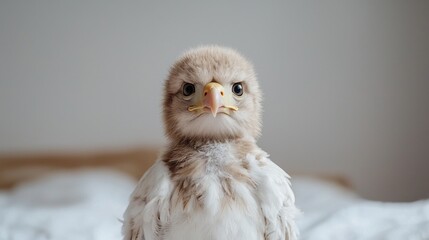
{"left": 122, "top": 46, "right": 299, "bottom": 240}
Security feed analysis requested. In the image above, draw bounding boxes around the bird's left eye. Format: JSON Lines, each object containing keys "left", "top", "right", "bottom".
{"left": 182, "top": 83, "right": 195, "bottom": 96}
{"left": 232, "top": 82, "right": 243, "bottom": 96}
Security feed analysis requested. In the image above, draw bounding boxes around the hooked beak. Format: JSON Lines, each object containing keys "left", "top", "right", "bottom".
{"left": 204, "top": 82, "right": 224, "bottom": 117}
{"left": 188, "top": 82, "right": 238, "bottom": 117}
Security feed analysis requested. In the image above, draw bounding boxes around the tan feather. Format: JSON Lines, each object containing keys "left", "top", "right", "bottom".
{"left": 163, "top": 46, "right": 262, "bottom": 142}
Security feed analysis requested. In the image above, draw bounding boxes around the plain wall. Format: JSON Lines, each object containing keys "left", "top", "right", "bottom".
{"left": 1, "top": 1, "right": 428, "bottom": 201}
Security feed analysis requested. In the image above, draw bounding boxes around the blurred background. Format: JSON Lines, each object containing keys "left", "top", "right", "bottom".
{"left": 0, "top": 1, "right": 428, "bottom": 201}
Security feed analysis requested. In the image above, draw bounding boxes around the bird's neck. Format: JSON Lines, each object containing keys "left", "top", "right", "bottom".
{"left": 163, "top": 137, "right": 259, "bottom": 179}
{"left": 170, "top": 136, "right": 256, "bottom": 150}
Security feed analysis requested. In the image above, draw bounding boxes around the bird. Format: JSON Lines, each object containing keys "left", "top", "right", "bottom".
{"left": 122, "top": 46, "right": 299, "bottom": 240}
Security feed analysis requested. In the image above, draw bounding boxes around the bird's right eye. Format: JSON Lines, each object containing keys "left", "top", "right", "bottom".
{"left": 182, "top": 83, "right": 195, "bottom": 96}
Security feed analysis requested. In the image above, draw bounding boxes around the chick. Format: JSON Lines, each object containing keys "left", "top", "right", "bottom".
{"left": 122, "top": 46, "right": 299, "bottom": 240}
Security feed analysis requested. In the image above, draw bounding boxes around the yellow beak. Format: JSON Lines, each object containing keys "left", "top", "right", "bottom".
{"left": 188, "top": 82, "right": 238, "bottom": 117}
{"left": 203, "top": 82, "right": 224, "bottom": 117}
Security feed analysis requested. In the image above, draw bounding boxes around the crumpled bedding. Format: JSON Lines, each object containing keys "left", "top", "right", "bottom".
{"left": 0, "top": 170, "right": 135, "bottom": 240}
{"left": 0, "top": 170, "right": 428, "bottom": 240}
{"left": 294, "top": 177, "right": 429, "bottom": 240}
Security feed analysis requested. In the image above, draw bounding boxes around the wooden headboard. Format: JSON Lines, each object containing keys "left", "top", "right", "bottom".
{"left": 0, "top": 148, "right": 159, "bottom": 189}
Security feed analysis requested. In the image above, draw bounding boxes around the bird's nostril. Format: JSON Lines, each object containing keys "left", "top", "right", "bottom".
{"left": 221, "top": 91, "right": 224, "bottom": 96}
{"left": 204, "top": 92, "right": 208, "bottom": 96}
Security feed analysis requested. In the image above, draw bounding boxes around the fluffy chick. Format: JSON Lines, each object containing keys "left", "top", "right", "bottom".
{"left": 122, "top": 46, "right": 299, "bottom": 240}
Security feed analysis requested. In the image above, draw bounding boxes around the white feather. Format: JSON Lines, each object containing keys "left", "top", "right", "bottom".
{"left": 122, "top": 150, "right": 299, "bottom": 240}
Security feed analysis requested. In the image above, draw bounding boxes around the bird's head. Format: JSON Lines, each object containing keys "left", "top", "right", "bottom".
{"left": 163, "top": 46, "right": 262, "bottom": 142}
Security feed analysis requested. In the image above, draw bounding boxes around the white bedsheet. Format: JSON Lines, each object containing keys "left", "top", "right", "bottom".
{"left": 0, "top": 170, "right": 428, "bottom": 240}
{"left": 294, "top": 177, "right": 429, "bottom": 240}
{"left": 0, "top": 170, "right": 135, "bottom": 240}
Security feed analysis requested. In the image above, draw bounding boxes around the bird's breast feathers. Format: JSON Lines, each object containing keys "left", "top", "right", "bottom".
{"left": 122, "top": 144, "right": 299, "bottom": 240}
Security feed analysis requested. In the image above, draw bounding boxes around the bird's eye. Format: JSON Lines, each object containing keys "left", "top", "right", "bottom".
{"left": 232, "top": 82, "right": 243, "bottom": 96}
{"left": 182, "top": 83, "right": 195, "bottom": 96}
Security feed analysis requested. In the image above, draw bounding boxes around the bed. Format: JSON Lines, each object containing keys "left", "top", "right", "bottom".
{"left": 1, "top": 149, "right": 428, "bottom": 240}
